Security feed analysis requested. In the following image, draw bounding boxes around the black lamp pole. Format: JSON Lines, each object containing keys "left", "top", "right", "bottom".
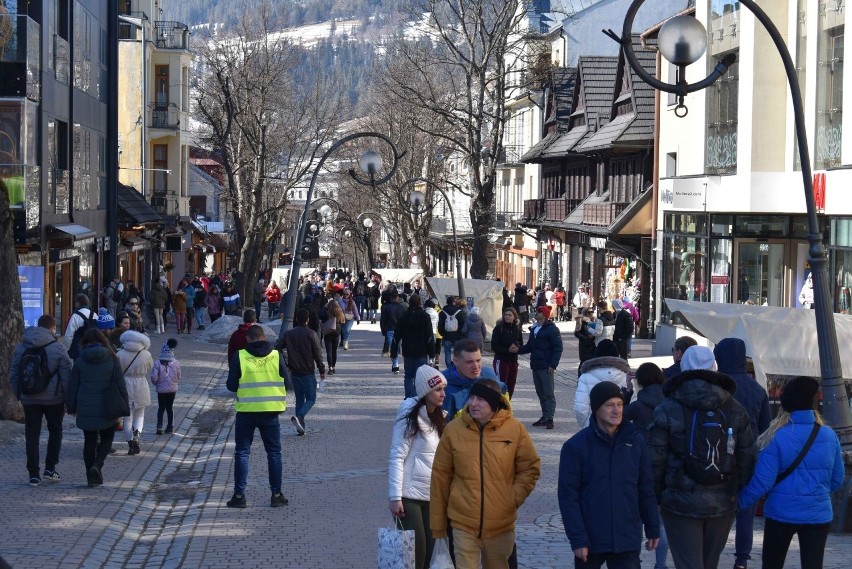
{"left": 607, "top": 0, "right": 852, "bottom": 444}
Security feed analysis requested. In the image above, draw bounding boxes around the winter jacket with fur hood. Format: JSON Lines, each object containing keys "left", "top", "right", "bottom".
{"left": 713, "top": 337, "right": 771, "bottom": 438}
{"left": 10, "top": 326, "right": 73, "bottom": 405}
{"left": 648, "top": 369, "right": 756, "bottom": 518}
{"left": 66, "top": 345, "right": 127, "bottom": 431}
{"left": 388, "top": 398, "right": 447, "bottom": 502}
{"left": 117, "top": 330, "right": 154, "bottom": 409}
{"left": 574, "top": 356, "right": 632, "bottom": 428}
{"left": 430, "top": 399, "right": 540, "bottom": 539}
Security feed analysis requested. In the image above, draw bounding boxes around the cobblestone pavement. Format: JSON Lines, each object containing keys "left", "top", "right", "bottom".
{"left": 1, "top": 320, "right": 851, "bottom": 568}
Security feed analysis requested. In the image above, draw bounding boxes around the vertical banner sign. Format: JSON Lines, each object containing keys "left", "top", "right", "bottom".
{"left": 18, "top": 266, "right": 44, "bottom": 328}
{"left": 813, "top": 173, "right": 826, "bottom": 212}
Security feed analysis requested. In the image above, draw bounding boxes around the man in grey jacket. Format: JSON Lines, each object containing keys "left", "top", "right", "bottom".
{"left": 10, "top": 314, "right": 73, "bottom": 486}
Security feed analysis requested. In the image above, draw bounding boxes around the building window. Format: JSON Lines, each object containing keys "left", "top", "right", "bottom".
{"left": 153, "top": 144, "right": 168, "bottom": 192}
{"left": 155, "top": 65, "right": 169, "bottom": 107}
{"left": 793, "top": 0, "right": 808, "bottom": 171}
{"left": 815, "top": 3, "right": 843, "bottom": 170}
{"left": 705, "top": 2, "right": 739, "bottom": 175}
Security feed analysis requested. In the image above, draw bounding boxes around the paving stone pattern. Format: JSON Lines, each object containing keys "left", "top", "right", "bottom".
{"left": 0, "top": 322, "right": 850, "bottom": 568}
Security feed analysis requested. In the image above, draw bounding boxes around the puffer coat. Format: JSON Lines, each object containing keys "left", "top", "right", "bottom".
{"left": 10, "top": 326, "right": 73, "bottom": 405}
{"left": 388, "top": 398, "right": 446, "bottom": 502}
{"left": 648, "top": 369, "right": 756, "bottom": 518}
{"left": 116, "top": 330, "right": 153, "bottom": 409}
{"left": 66, "top": 345, "right": 127, "bottom": 431}
{"left": 574, "top": 356, "right": 631, "bottom": 427}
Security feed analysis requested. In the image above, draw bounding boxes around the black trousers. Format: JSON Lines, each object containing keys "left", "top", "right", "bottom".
{"left": 24, "top": 402, "right": 65, "bottom": 476}
{"left": 574, "top": 551, "right": 641, "bottom": 569}
{"left": 762, "top": 518, "right": 830, "bottom": 569}
{"left": 157, "top": 392, "right": 176, "bottom": 428}
{"left": 83, "top": 426, "right": 116, "bottom": 471}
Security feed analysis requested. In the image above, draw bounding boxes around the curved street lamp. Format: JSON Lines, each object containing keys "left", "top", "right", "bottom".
{"left": 606, "top": 1, "right": 852, "bottom": 443}
{"left": 399, "top": 178, "right": 465, "bottom": 301}
{"left": 280, "top": 132, "right": 405, "bottom": 335}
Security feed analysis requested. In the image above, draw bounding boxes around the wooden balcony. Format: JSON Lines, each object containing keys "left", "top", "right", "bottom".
{"left": 583, "top": 202, "right": 629, "bottom": 226}
{"left": 545, "top": 198, "right": 568, "bottom": 222}
{"left": 523, "top": 198, "right": 545, "bottom": 221}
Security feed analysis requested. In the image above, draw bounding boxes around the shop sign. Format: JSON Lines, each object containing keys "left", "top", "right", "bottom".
{"left": 813, "top": 173, "right": 826, "bottom": 211}
{"left": 18, "top": 265, "right": 44, "bottom": 328}
{"left": 711, "top": 275, "right": 729, "bottom": 285}
{"left": 589, "top": 237, "right": 607, "bottom": 249}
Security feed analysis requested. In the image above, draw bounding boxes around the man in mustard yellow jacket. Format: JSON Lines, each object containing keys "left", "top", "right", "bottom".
{"left": 430, "top": 379, "right": 541, "bottom": 568}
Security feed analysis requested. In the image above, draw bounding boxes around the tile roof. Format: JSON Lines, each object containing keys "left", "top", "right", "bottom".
{"left": 547, "top": 67, "right": 576, "bottom": 129}
{"left": 521, "top": 132, "right": 561, "bottom": 163}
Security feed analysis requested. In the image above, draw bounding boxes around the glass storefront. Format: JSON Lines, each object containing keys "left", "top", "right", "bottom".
{"left": 831, "top": 218, "right": 852, "bottom": 314}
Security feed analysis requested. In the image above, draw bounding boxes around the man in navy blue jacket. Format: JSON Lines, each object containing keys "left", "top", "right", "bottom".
{"left": 559, "top": 381, "right": 660, "bottom": 568}
{"left": 514, "top": 306, "right": 563, "bottom": 429}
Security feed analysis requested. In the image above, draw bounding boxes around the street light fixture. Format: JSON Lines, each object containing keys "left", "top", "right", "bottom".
{"left": 400, "top": 178, "right": 465, "bottom": 302}
{"left": 279, "top": 132, "right": 404, "bottom": 335}
{"left": 606, "top": 1, "right": 852, "bottom": 444}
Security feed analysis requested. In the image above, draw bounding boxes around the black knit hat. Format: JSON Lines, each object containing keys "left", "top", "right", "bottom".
{"left": 593, "top": 340, "right": 620, "bottom": 359}
{"left": 780, "top": 376, "right": 819, "bottom": 412}
{"left": 590, "top": 381, "right": 624, "bottom": 414}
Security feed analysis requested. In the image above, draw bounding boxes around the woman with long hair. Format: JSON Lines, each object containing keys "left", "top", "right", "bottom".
{"left": 739, "top": 376, "right": 844, "bottom": 569}
{"left": 491, "top": 307, "right": 522, "bottom": 397}
{"left": 117, "top": 330, "right": 154, "bottom": 455}
{"left": 65, "top": 329, "right": 128, "bottom": 487}
{"left": 320, "top": 298, "right": 345, "bottom": 375}
{"left": 388, "top": 365, "right": 448, "bottom": 569}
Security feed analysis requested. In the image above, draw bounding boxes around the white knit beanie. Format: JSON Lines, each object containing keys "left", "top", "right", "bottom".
{"left": 414, "top": 365, "right": 447, "bottom": 400}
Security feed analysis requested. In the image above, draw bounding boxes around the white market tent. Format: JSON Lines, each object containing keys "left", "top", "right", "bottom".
{"left": 270, "top": 266, "right": 319, "bottom": 292}
{"left": 425, "top": 277, "right": 504, "bottom": 341}
{"left": 666, "top": 299, "right": 852, "bottom": 387}
{"left": 372, "top": 268, "right": 424, "bottom": 285}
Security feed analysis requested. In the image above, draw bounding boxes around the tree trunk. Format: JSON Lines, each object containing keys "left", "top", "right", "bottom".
{"left": 238, "top": 233, "right": 265, "bottom": 302}
{"left": 470, "top": 177, "right": 495, "bottom": 279}
{"left": 0, "top": 179, "right": 25, "bottom": 422}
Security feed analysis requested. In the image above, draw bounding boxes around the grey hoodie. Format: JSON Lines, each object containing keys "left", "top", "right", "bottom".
{"left": 10, "top": 326, "right": 73, "bottom": 405}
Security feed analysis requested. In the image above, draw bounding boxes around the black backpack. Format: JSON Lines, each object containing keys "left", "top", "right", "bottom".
{"left": 682, "top": 404, "right": 736, "bottom": 485}
{"left": 18, "top": 340, "right": 58, "bottom": 395}
{"left": 68, "top": 309, "right": 98, "bottom": 359}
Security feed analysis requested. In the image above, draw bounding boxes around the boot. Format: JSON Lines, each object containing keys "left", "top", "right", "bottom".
{"left": 127, "top": 441, "right": 137, "bottom": 455}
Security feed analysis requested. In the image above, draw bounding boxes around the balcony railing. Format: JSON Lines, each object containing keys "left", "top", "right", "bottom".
{"left": 584, "top": 202, "right": 629, "bottom": 226}
{"left": 523, "top": 198, "right": 545, "bottom": 221}
{"left": 153, "top": 21, "right": 189, "bottom": 50}
{"left": 494, "top": 211, "right": 522, "bottom": 229}
{"left": 545, "top": 199, "right": 569, "bottom": 222}
{"left": 118, "top": 12, "right": 149, "bottom": 40}
{"left": 0, "top": 16, "right": 40, "bottom": 99}
{"left": 54, "top": 34, "right": 70, "bottom": 84}
{"left": 498, "top": 144, "right": 527, "bottom": 166}
{"left": 150, "top": 103, "right": 180, "bottom": 129}
{"left": 151, "top": 190, "right": 175, "bottom": 215}
{"left": 2, "top": 164, "right": 40, "bottom": 229}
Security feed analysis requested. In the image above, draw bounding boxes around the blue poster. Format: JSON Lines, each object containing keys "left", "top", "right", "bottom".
{"left": 18, "top": 265, "right": 44, "bottom": 328}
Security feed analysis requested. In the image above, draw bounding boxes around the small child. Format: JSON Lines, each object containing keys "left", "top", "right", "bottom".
{"left": 150, "top": 338, "right": 180, "bottom": 435}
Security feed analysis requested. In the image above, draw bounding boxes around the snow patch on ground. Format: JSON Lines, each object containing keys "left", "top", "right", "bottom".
{"left": 193, "top": 315, "right": 280, "bottom": 345}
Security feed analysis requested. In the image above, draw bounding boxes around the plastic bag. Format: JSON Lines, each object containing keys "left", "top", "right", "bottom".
{"left": 429, "top": 538, "right": 454, "bottom": 569}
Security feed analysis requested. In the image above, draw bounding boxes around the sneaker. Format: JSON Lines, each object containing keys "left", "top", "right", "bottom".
{"left": 291, "top": 415, "right": 305, "bottom": 436}
{"left": 392, "top": 367, "right": 400, "bottom": 375}
{"left": 226, "top": 494, "right": 247, "bottom": 508}
{"left": 271, "top": 492, "right": 289, "bottom": 507}
{"left": 531, "top": 417, "right": 547, "bottom": 427}
{"left": 29, "top": 476, "right": 40, "bottom": 487}
{"left": 381, "top": 351, "right": 389, "bottom": 358}
{"left": 545, "top": 419, "right": 554, "bottom": 430}
{"left": 164, "top": 426, "right": 173, "bottom": 434}
{"left": 156, "top": 428, "right": 163, "bottom": 435}
{"left": 42, "top": 470, "right": 61, "bottom": 483}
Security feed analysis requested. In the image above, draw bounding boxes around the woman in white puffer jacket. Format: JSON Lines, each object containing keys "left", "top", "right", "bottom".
{"left": 117, "top": 330, "right": 153, "bottom": 455}
{"left": 388, "top": 365, "right": 448, "bottom": 569}
{"left": 574, "top": 339, "right": 632, "bottom": 427}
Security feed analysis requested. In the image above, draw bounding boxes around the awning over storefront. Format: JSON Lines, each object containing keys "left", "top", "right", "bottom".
{"left": 48, "top": 223, "right": 96, "bottom": 241}
{"left": 117, "top": 183, "right": 164, "bottom": 225}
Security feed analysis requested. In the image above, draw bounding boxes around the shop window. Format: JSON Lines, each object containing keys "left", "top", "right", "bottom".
{"left": 833, "top": 249, "right": 852, "bottom": 313}
{"left": 705, "top": 1, "right": 739, "bottom": 175}
{"left": 663, "top": 234, "right": 708, "bottom": 303}
{"left": 711, "top": 215, "right": 733, "bottom": 236}
{"left": 735, "top": 215, "right": 788, "bottom": 238}
{"left": 815, "top": 4, "right": 843, "bottom": 169}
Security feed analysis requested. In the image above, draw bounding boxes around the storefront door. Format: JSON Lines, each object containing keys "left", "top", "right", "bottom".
{"left": 735, "top": 242, "right": 787, "bottom": 307}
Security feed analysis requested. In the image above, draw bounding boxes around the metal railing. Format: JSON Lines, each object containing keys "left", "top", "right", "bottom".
{"left": 151, "top": 103, "right": 180, "bottom": 129}
{"left": 153, "top": 21, "right": 189, "bottom": 50}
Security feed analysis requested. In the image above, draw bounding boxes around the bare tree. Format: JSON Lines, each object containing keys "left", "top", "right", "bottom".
{"left": 379, "top": 0, "right": 529, "bottom": 278}
{"left": 0, "top": 179, "right": 24, "bottom": 421}
{"left": 194, "top": 2, "right": 345, "bottom": 298}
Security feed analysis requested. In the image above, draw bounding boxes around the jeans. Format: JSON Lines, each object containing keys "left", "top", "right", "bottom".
{"left": 575, "top": 551, "right": 641, "bottom": 569}
{"left": 662, "top": 511, "right": 735, "bottom": 569}
{"left": 443, "top": 340, "right": 455, "bottom": 368}
{"left": 355, "top": 296, "right": 367, "bottom": 320}
{"left": 400, "top": 498, "right": 434, "bottom": 569}
{"left": 531, "top": 368, "right": 556, "bottom": 419}
{"left": 761, "top": 518, "right": 830, "bottom": 569}
{"left": 386, "top": 331, "right": 399, "bottom": 368}
{"left": 24, "top": 403, "right": 65, "bottom": 476}
{"left": 157, "top": 392, "right": 176, "bottom": 429}
{"left": 403, "top": 356, "right": 429, "bottom": 398}
{"left": 83, "top": 426, "right": 116, "bottom": 471}
{"left": 233, "top": 412, "right": 282, "bottom": 495}
{"left": 254, "top": 301, "right": 262, "bottom": 319}
{"left": 269, "top": 302, "right": 280, "bottom": 320}
{"left": 291, "top": 373, "right": 317, "bottom": 419}
{"left": 734, "top": 501, "right": 756, "bottom": 565}
{"left": 655, "top": 513, "right": 669, "bottom": 569}
{"left": 195, "top": 306, "right": 207, "bottom": 326}
{"left": 341, "top": 318, "right": 356, "bottom": 344}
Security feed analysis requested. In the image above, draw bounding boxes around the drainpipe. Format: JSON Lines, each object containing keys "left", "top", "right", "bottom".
{"left": 647, "top": 46, "right": 662, "bottom": 339}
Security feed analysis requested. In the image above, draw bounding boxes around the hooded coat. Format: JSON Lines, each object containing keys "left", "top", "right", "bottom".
{"left": 589, "top": 311, "right": 615, "bottom": 346}
{"left": 388, "top": 398, "right": 447, "bottom": 502}
{"left": 430, "top": 398, "right": 541, "bottom": 539}
{"left": 713, "top": 338, "right": 772, "bottom": 438}
{"left": 574, "top": 356, "right": 631, "bottom": 428}
{"left": 10, "top": 326, "right": 73, "bottom": 405}
{"left": 441, "top": 362, "right": 499, "bottom": 420}
{"left": 460, "top": 311, "right": 487, "bottom": 350}
{"left": 116, "top": 330, "right": 153, "bottom": 409}
{"left": 648, "top": 369, "right": 756, "bottom": 518}
{"left": 624, "top": 383, "right": 665, "bottom": 435}
{"left": 66, "top": 345, "right": 127, "bottom": 431}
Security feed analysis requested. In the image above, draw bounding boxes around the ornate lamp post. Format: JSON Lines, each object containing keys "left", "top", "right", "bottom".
{"left": 606, "top": 1, "right": 852, "bottom": 442}
{"left": 279, "top": 133, "right": 404, "bottom": 335}
{"left": 400, "top": 177, "right": 465, "bottom": 301}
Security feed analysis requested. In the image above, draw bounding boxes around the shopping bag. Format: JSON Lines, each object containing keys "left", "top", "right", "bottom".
{"left": 377, "top": 517, "right": 415, "bottom": 569}
{"left": 429, "top": 538, "right": 454, "bottom": 569}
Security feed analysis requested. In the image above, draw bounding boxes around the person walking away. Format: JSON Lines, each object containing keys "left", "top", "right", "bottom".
{"left": 442, "top": 339, "right": 500, "bottom": 420}
{"left": 265, "top": 281, "right": 282, "bottom": 321}
{"left": 117, "top": 330, "right": 153, "bottom": 455}
{"left": 66, "top": 329, "right": 128, "bottom": 487}
{"left": 388, "top": 366, "right": 448, "bottom": 569}
{"left": 228, "top": 309, "right": 258, "bottom": 366}
{"left": 738, "top": 376, "right": 844, "bottom": 569}
{"left": 150, "top": 278, "right": 168, "bottom": 334}
{"left": 553, "top": 287, "right": 566, "bottom": 321}
{"left": 390, "top": 295, "right": 436, "bottom": 398}
{"left": 611, "top": 299, "right": 633, "bottom": 360}
{"left": 714, "top": 337, "right": 772, "bottom": 569}
{"left": 172, "top": 282, "right": 188, "bottom": 333}
{"left": 662, "top": 336, "right": 697, "bottom": 380}
{"left": 491, "top": 307, "right": 522, "bottom": 398}
{"left": 193, "top": 278, "right": 208, "bottom": 330}
{"left": 101, "top": 277, "right": 122, "bottom": 317}
{"left": 559, "top": 381, "right": 660, "bottom": 569}
{"left": 431, "top": 379, "right": 541, "bottom": 568}
{"left": 515, "top": 306, "right": 563, "bottom": 430}
{"left": 338, "top": 288, "right": 360, "bottom": 350}
{"left": 438, "top": 296, "right": 466, "bottom": 368}
{"left": 353, "top": 273, "right": 369, "bottom": 320}
{"left": 226, "top": 325, "right": 289, "bottom": 507}
{"left": 574, "top": 308, "right": 597, "bottom": 376}
{"left": 424, "top": 299, "right": 443, "bottom": 368}
{"left": 460, "top": 306, "right": 487, "bottom": 352}
{"left": 320, "top": 298, "right": 344, "bottom": 375}
{"left": 150, "top": 338, "right": 180, "bottom": 435}
{"left": 206, "top": 285, "right": 223, "bottom": 323}
{"left": 380, "top": 291, "right": 406, "bottom": 374}
{"left": 622, "top": 295, "right": 640, "bottom": 356}
{"left": 513, "top": 283, "right": 529, "bottom": 324}
{"left": 278, "top": 309, "right": 326, "bottom": 436}
{"left": 368, "top": 275, "right": 381, "bottom": 323}
{"left": 574, "top": 340, "right": 632, "bottom": 428}
{"left": 10, "top": 314, "right": 73, "bottom": 486}
{"left": 588, "top": 300, "right": 615, "bottom": 346}
{"left": 253, "top": 278, "right": 266, "bottom": 322}
{"left": 64, "top": 294, "right": 97, "bottom": 358}
{"left": 624, "top": 363, "right": 669, "bottom": 569}
{"left": 648, "top": 346, "right": 755, "bottom": 569}
{"left": 183, "top": 280, "right": 196, "bottom": 333}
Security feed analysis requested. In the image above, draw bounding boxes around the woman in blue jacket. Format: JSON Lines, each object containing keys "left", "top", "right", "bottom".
{"left": 739, "top": 376, "right": 844, "bottom": 569}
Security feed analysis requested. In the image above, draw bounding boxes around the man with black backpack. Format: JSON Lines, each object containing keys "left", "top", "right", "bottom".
{"left": 10, "top": 314, "right": 73, "bottom": 486}
{"left": 648, "top": 346, "right": 755, "bottom": 569}
{"left": 63, "top": 294, "right": 98, "bottom": 359}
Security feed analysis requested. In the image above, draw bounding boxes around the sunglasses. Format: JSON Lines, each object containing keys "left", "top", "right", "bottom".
{"left": 129, "top": 302, "right": 138, "bottom": 305}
